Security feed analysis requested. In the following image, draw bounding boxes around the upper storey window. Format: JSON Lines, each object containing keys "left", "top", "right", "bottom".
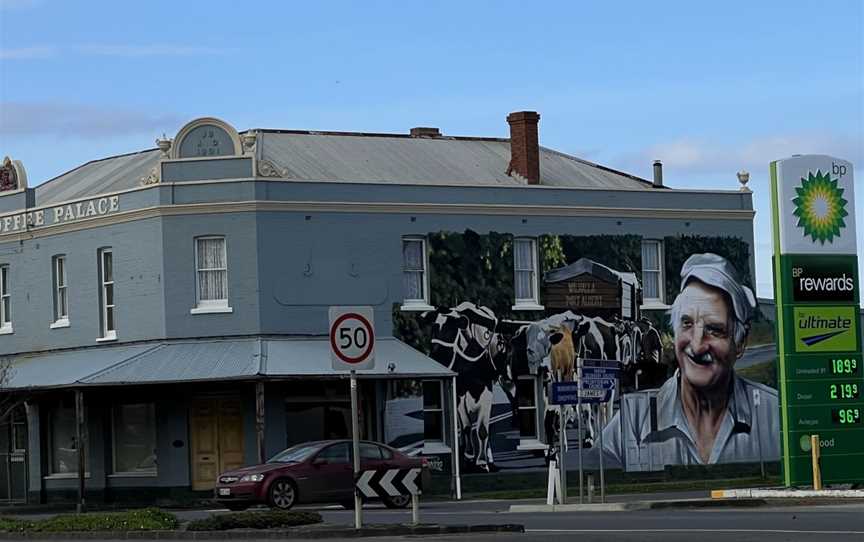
{"left": 0, "top": 264, "right": 10, "bottom": 334}
{"left": 52, "top": 255, "right": 69, "bottom": 328}
{"left": 401, "top": 237, "right": 432, "bottom": 311}
{"left": 98, "top": 248, "right": 115, "bottom": 341}
{"left": 641, "top": 240, "right": 666, "bottom": 308}
{"left": 192, "top": 236, "right": 232, "bottom": 314}
{"left": 513, "top": 237, "right": 543, "bottom": 311}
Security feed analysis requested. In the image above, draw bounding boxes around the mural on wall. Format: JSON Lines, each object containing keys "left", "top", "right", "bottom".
{"left": 391, "top": 230, "right": 779, "bottom": 473}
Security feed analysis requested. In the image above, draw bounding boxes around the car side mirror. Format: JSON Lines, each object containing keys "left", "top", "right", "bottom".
{"left": 312, "top": 457, "right": 327, "bottom": 466}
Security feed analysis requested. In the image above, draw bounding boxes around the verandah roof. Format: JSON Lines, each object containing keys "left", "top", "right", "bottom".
{"left": 2, "top": 337, "right": 453, "bottom": 391}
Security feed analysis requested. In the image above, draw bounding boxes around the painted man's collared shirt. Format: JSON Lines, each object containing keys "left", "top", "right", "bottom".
{"left": 600, "top": 370, "right": 780, "bottom": 468}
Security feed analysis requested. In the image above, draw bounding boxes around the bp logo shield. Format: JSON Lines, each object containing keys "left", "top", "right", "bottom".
{"left": 793, "top": 306, "right": 858, "bottom": 353}
{"left": 772, "top": 156, "right": 857, "bottom": 255}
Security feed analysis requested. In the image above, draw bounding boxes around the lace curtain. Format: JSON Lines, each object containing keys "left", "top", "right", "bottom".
{"left": 402, "top": 240, "right": 424, "bottom": 301}
{"left": 514, "top": 239, "right": 535, "bottom": 301}
{"left": 642, "top": 241, "right": 660, "bottom": 300}
{"left": 197, "top": 238, "right": 227, "bottom": 302}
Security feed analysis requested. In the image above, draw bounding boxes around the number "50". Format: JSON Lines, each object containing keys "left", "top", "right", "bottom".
{"left": 339, "top": 327, "right": 368, "bottom": 349}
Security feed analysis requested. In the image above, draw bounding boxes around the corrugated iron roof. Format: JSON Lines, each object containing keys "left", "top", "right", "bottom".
{"left": 264, "top": 337, "right": 454, "bottom": 378}
{"left": 35, "top": 149, "right": 161, "bottom": 205}
{"left": 83, "top": 338, "right": 260, "bottom": 385}
{"left": 1, "top": 337, "right": 451, "bottom": 389}
{"left": 259, "top": 132, "right": 653, "bottom": 189}
{"left": 32, "top": 130, "right": 654, "bottom": 205}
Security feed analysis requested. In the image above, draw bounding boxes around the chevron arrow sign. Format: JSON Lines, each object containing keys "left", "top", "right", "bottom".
{"left": 356, "top": 468, "right": 422, "bottom": 498}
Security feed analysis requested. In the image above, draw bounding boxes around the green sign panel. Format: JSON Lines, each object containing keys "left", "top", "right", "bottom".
{"left": 770, "top": 155, "right": 863, "bottom": 487}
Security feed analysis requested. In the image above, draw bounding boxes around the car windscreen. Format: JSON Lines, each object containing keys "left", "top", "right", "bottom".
{"left": 267, "top": 443, "right": 320, "bottom": 464}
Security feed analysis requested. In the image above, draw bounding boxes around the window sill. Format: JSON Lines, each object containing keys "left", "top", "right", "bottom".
{"left": 44, "top": 473, "right": 91, "bottom": 480}
{"left": 97, "top": 332, "right": 117, "bottom": 343}
{"left": 400, "top": 302, "right": 435, "bottom": 312}
{"left": 50, "top": 319, "right": 70, "bottom": 329}
{"left": 190, "top": 306, "right": 234, "bottom": 315}
{"left": 422, "top": 442, "right": 451, "bottom": 454}
{"left": 640, "top": 301, "right": 670, "bottom": 311}
{"left": 108, "top": 472, "right": 157, "bottom": 478}
{"left": 0, "top": 325, "right": 13, "bottom": 335}
{"left": 512, "top": 303, "right": 545, "bottom": 312}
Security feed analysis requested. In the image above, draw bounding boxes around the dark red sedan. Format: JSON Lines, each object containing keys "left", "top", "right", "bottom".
{"left": 214, "top": 440, "right": 428, "bottom": 511}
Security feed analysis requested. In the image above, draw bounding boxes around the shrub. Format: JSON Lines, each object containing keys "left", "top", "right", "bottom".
{"left": 186, "top": 510, "right": 322, "bottom": 531}
{"left": 0, "top": 508, "right": 178, "bottom": 532}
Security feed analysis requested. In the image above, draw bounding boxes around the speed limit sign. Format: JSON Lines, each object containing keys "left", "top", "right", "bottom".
{"left": 329, "top": 306, "right": 376, "bottom": 370}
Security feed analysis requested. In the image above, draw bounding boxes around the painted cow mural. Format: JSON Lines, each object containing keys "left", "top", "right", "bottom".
{"left": 419, "top": 302, "right": 663, "bottom": 470}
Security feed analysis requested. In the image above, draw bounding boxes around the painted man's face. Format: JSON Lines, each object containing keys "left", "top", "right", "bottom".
{"left": 674, "top": 281, "right": 739, "bottom": 392}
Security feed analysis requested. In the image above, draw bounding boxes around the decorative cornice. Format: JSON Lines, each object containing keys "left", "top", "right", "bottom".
{"left": 0, "top": 199, "right": 756, "bottom": 242}
{"left": 257, "top": 159, "right": 286, "bottom": 178}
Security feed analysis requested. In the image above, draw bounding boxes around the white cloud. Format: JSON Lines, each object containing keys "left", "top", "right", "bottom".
{"left": 611, "top": 133, "right": 863, "bottom": 180}
{"left": 0, "top": 102, "right": 184, "bottom": 138}
{"left": 0, "top": 46, "right": 56, "bottom": 59}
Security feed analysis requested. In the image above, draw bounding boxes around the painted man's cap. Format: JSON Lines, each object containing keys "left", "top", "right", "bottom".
{"left": 680, "top": 252, "right": 756, "bottom": 323}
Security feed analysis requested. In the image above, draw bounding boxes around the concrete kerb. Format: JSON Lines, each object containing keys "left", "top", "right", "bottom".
{"left": 711, "top": 488, "right": 864, "bottom": 499}
{"left": 509, "top": 498, "right": 767, "bottom": 513}
{"left": 0, "top": 524, "right": 525, "bottom": 540}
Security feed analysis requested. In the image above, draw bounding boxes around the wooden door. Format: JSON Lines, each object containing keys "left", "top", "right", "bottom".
{"left": 218, "top": 398, "right": 245, "bottom": 474}
{"left": 191, "top": 398, "right": 245, "bottom": 491}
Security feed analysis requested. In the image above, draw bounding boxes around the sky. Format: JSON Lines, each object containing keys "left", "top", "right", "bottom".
{"left": 1, "top": 0, "right": 862, "bottom": 300}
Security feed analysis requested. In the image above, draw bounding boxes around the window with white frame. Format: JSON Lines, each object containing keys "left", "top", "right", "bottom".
{"left": 0, "top": 265, "right": 10, "bottom": 331}
{"left": 516, "top": 377, "right": 538, "bottom": 438}
{"left": 53, "top": 255, "right": 68, "bottom": 324}
{"left": 641, "top": 240, "right": 664, "bottom": 304}
{"left": 194, "top": 237, "right": 230, "bottom": 311}
{"left": 112, "top": 403, "right": 157, "bottom": 474}
{"left": 513, "top": 238, "right": 540, "bottom": 308}
{"left": 99, "top": 248, "right": 115, "bottom": 339}
{"left": 402, "top": 237, "right": 430, "bottom": 308}
{"left": 48, "top": 398, "right": 88, "bottom": 475}
{"left": 422, "top": 380, "right": 444, "bottom": 441}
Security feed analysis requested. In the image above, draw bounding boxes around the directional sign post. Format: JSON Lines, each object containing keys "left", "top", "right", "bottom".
{"left": 356, "top": 467, "right": 422, "bottom": 525}
{"left": 329, "top": 307, "right": 376, "bottom": 529}
{"left": 581, "top": 359, "right": 620, "bottom": 503}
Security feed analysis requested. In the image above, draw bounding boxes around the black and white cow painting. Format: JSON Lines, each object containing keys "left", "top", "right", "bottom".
{"left": 419, "top": 303, "right": 664, "bottom": 471}
{"left": 422, "top": 302, "right": 511, "bottom": 472}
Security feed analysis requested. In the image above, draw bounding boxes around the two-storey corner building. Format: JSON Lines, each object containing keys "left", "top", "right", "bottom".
{"left": 0, "top": 112, "right": 756, "bottom": 504}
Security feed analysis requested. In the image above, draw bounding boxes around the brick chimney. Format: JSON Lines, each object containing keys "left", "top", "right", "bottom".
{"left": 506, "top": 111, "right": 541, "bottom": 184}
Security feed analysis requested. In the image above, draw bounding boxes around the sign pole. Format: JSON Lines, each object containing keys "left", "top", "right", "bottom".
{"left": 350, "top": 370, "right": 362, "bottom": 529}
{"left": 577, "top": 365, "right": 584, "bottom": 504}
{"left": 451, "top": 375, "right": 462, "bottom": 500}
{"left": 558, "top": 404, "right": 567, "bottom": 504}
{"left": 598, "top": 403, "right": 606, "bottom": 503}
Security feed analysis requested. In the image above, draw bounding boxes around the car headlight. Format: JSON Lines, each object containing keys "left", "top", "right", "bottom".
{"left": 239, "top": 474, "right": 265, "bottom": 482}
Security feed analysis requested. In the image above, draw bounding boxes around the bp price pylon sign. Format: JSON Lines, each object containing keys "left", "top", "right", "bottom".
{"left": 770, "top": 155, "right": 863, "bottom": 486}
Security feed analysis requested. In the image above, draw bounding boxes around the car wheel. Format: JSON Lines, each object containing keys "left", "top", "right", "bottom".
{"left": 224, "top": 503, "right": 249, "bottom": 512}
{"left": 383, "top": 494, "right": 410, "bottom": 509}
{"left": 268, "top": 479, "right": 297, "bottom": 510}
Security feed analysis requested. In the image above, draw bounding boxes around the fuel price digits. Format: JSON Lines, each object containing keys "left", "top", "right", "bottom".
{"left": 831, "top": 358, "right": 859, "bottom": 375}
{"left": 831, "top": 407, "right": 862, "bottom": 425}
{"left": 829, "top": 382, "right": 860, "bottom": 400}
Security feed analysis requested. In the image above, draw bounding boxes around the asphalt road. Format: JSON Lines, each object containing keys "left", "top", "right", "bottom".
{"left": 176, "top": 496, "right": 864, "bottom": 541}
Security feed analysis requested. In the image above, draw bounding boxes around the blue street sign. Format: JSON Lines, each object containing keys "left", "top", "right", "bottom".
{"left": 581, "top": 377, "right": 616, "bottom": 390}
{"left": 550, "top": 382, "right": 580, "bottom": 405}
{"left": 581, "top": 367, "right": 620, "bottom": 379}
{"left": 550, "top": 381, "right": 613, "bottom": 404}
{"left": 582, "top": 359, "right": 622, "bottom": 370}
